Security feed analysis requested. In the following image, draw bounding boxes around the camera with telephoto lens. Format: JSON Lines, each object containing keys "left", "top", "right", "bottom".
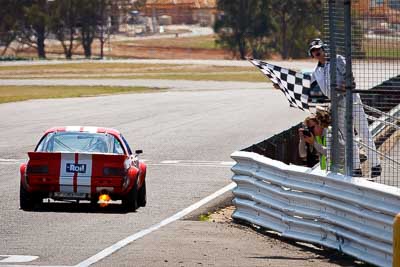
{"left": 302, "top": 126, "right": 312, "bottom": 137}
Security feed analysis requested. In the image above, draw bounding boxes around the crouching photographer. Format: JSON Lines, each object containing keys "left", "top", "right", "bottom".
{"left": 298, "top": 110, "right": 331, "bottom": 170}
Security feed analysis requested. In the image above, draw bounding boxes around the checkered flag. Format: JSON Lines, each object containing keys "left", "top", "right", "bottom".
{"left": 249, "top": 59, "right": 310, "bottom": 111}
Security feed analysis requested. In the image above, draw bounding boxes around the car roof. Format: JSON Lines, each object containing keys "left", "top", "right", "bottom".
{"left": 45, "top": 126, "right": 121, "bottom": 136}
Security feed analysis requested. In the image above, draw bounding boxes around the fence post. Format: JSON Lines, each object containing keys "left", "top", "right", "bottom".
{"left": 394, "top": 213, "right": 400, "bottom": 267}
{"left": 328, "top": 0, "right": 340, "bottom": 172}
{"left": 344, "top": 0, "right": 353, "bottom": 176}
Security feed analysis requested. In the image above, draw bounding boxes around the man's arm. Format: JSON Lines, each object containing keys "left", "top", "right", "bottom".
{"left": 336, "top": 55, "right": 346, "bottom": 76}
{"left": 336, "top": 55, "right": 356, "bottom": 90}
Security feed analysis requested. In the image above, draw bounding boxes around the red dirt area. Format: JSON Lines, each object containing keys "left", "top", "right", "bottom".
{"left": 9, "top": 40, "right": 233, "bottom": 60}
{"left": 108, "top": 45, "right": 232, "bottom": 59}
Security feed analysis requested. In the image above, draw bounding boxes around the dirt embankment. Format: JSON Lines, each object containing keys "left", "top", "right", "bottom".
{"left": 109, "top": 45, "right": 232, "bottom": 59}
{"left": 7, "top": 37, "right": 232, "bottom": 60}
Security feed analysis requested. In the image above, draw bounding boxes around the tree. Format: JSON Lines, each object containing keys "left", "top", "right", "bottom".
{"left": 0, "top": 0, "right": 21, "bottom": 56}
{"left": 214, "top": 0, "right": 273, "bottom": 59}
{"left": 49, "top": 0, "right": 79, "bottom": 59}
{"left": 98, "top": 0, "right": 108, "bottom": 59}
{"left": 247, "top": 0, "right": 274, "bottom": 59}
{"left": 97, "top": 0, "right": 146, "bottom": 59}
{"left": 5, "top": 0, "right": 143, "bottom": 59}
{"left": 17, "top": 0, "right": 54, "bottom": 59}
{"left": 270, "top": 0, "right": 322, "bottom": 59}
{"left": 78, "top": 0, "right": 99, "bottom": 58}
{"left": 214, "top": 0, "right": 322, "bottom": 59}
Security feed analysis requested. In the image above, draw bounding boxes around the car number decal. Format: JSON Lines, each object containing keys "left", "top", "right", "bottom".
{"left": 66, "top": 163, "right": 87, "bottom": 173}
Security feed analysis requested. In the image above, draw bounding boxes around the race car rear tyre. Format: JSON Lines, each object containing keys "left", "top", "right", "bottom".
{"left": 90, "top": 197, "right": 98, "bottom": 207}
{"left": 122, "top": 184, "right": 138, "bottom": 212}
{"left": 20, "top": 183, "right": 41, "bottom": 211}
{"left": 138, "top": 181, "right": 147, "bottom": 207}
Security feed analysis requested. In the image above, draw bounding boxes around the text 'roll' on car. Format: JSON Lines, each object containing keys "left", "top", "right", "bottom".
{"left": 19, "top": 126, "right": 147, "bottom": 212}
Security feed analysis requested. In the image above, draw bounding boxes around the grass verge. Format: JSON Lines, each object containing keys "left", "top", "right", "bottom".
{"left": 0, "top": 85, "right": 158, "bottom": 104}
{"left": 199, "top": 213, "right": 211, "bottom": 222}
{"left": 0, "top": 63, "right": 267, "bottom": 82}
{"left": 0, "top": 63, "right": 179, "bottom": 72}
{"left": 116, "top": 35, "right": 220, "bottom": 50}
{"left": 1, "top": 73, "right": 267, "bottom": 82}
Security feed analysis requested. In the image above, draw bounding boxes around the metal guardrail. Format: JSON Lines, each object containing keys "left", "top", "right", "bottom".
{"left": 369, "top": 103, "right": 400, "bottom": 139}
{"left": 231, "top": 151, "right": 400, "bottom": 267}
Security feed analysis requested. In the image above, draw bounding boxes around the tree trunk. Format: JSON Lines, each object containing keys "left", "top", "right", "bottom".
{"left": 1, "top": 41, "right": 12, "bottom": 56}
{"left": 66, "top": 49, "right": 72, "bottom": 59}
{"left": 99, "top": 0, "right": 106, "bottom": 59}
{"left": 83, "top": 42, "right": 91, "bottom": 58}
{"left": 36, "top": 27, "right": 46, "bottom": 59}
{"left": 60, "top": 39, "right": 73, "bottom": 59}
{"left": 100, "top": 36, "right": 104, "bottom": 59}
{"left": 99, "top": 26, "right": 105, "bottom": 59}
{"left": 237, "top": 34, "right": 246, "bottom": 59}
{"left": 66, "top": 29, "right": 74, "bottom": 59}
{"left": 280, "top": 13, "right": 288, "bottom": 59}
{"left": 82, "top": 30, "right": 93, "bottom": 59}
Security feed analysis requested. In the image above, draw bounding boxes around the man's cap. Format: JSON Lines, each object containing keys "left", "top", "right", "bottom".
{"left": 308, "top": 38, "right": 325, "bottom": 56}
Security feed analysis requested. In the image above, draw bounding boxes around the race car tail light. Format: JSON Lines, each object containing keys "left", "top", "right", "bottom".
{"left": 103, "top": 167, "right": 125, "bottom": 176}
{"left": 27, "top": 165, "right": 49, "bottom": 174}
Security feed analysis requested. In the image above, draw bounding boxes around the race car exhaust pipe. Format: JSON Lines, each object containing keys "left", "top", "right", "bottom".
{"left": 98, "top": 194, "right": 111, "bottom": 207}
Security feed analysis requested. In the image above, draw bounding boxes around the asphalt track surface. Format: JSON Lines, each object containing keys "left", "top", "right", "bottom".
{"left": 0, "top": 59, "right": 377, "bottom": 266}
{"left": 0, "top": 82, "right": 309, "bottom": 266}
{"left": 0, "top": 79, "right": 267, "bottom": 91}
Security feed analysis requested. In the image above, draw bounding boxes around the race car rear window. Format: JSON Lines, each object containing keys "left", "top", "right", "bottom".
{"left": 36, "top": 132, "right": 125, "bottom": 154}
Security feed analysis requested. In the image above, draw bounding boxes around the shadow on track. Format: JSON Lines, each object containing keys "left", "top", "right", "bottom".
{"left": 233, "top": 218, "right": 373, "bottom": 267}
{"left": 23, "top": 200, "right": 134, "bottom": 214}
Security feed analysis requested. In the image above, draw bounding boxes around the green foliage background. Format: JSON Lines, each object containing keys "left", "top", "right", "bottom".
{"left": 214, "top": 0, "right": 323, "bottom": 59}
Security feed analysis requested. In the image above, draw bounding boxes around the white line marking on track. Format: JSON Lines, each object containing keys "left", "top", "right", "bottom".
{"left": 0, "top": 158, "right": 24, "bottom": 164}
{"left": 160, "top": 160, "right": 180, "bottom": 164}
{"left": 148, "top": 160, "right": 235, "bottom": 168}
{"left": 221, "top": 161, "right": 236, "bottom": 165}
{"left": 74, "top": 182, "right": 236, "bottom": 267}
{"left": 0, "top": 265, "right": 70, "bottom": 267}
{"left": 0, "top": 255, "right": 38, "bottom": 263}
{"left": 148, "top": 163, "right": 232, "bottom": 168}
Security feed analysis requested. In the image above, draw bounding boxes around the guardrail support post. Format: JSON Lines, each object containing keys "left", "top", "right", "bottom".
{"left": 394, "top": 213, "right": 400, "bottom": 267}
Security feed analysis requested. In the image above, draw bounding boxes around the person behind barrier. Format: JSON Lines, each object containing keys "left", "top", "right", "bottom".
{"left": 298, "top": 114, "right": 328, "bottom": 170}
{"left": 308, "top": 38, "right": 381, "bottom": 177}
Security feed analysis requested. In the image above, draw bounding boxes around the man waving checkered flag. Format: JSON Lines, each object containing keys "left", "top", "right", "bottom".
{"left": 249, "top": 59, "right": 311, "bottom": 111}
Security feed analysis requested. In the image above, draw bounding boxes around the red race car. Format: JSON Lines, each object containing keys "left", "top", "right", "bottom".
{"left": 19, "top": 126, "right": 147, "bottom": 212}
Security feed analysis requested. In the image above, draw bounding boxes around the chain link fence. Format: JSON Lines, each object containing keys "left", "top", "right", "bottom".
{"left": 324, "top": 0, "right": 400, "bottom": 186}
